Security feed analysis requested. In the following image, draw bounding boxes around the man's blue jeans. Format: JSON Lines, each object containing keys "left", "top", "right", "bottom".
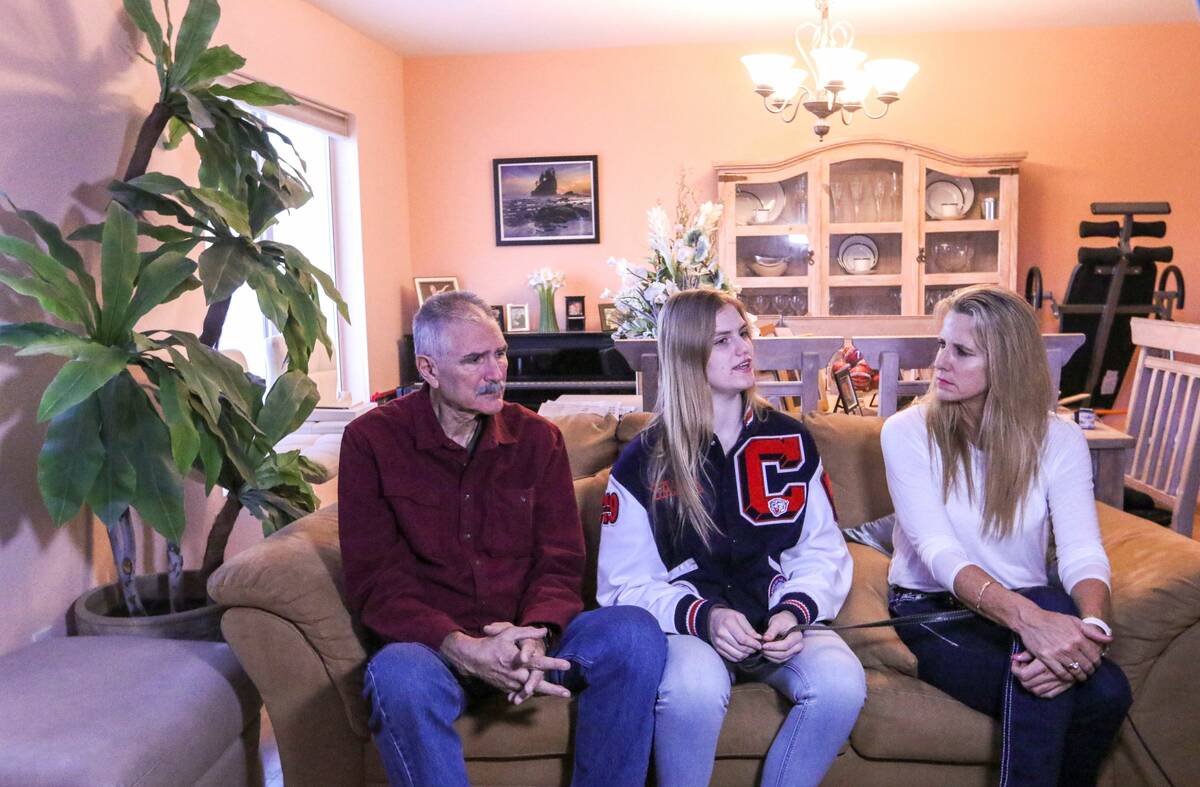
{"left": 363, "top": 606, "right": 667, "bottom": 787}
{"left": 889, "top": 585, "right": 1132, "bottom": 787}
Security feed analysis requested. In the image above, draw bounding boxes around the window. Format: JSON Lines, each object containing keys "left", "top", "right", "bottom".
{"left": 218, "top": 100, "right": 364, "bottom": 406}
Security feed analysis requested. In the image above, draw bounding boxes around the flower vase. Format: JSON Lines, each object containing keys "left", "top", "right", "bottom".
{"left": 537, "top": 288, "right": 559, "bottom": 332}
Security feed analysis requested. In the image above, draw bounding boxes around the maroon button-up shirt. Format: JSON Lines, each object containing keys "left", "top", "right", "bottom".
{"left": 338, "top": 386, "right": 585, "bottom": 651}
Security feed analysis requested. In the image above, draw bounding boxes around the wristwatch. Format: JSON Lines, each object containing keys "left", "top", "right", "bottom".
{"left": 1081, "top": 616, "right": 1112, "bottom": 637}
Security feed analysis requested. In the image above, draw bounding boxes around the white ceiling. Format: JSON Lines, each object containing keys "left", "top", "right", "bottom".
{"left": 303, "top": 0, "right": 1199, "bottom": 56}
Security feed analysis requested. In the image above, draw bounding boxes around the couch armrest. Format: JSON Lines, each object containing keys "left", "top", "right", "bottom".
{"left": 207, "top": 504, "right": 371, "bottom": 738}
{"left": 1100, "top": 502, "right": 1200, "bottom": 683}
{"left": 1099, "top": 503, "right": 1200, "bottom": 783}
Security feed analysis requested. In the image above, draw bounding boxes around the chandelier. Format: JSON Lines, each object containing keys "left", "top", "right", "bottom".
{"left": 741, "top": 0, "right": 919, "bottom": 140}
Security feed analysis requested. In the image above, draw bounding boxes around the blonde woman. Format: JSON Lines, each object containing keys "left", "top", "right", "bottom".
{"left": 597, "top": 289, "right": 865, "bottom": 787}
{"left": 884, "top": 285, "right": 1131, "bottom": 786}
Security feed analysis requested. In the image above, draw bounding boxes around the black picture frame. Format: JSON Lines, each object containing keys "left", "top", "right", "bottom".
{"left": 493, "top": 155, "right": 599, "bottom": 246}
{"left": 598, "top": 303, "right": 619, "bottom": 333}
{"left": 564, "top": 295, "right": 586, "bottom": 331}
{"left": 489, "top": 304, "right": 505, "bottom": 331}
{"left": 832, "top": 366, "right": 863, "bottom": 415}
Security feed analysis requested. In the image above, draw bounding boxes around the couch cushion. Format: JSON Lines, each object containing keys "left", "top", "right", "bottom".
{"left": 0, "top": 636, "right": 260, "bottom": 786}
{"left": 835, "top": 544, "right": 917, "bottom": 676}
{"left": 802, "top": 413, "right": 892, "bottom": 528}
{"left": 851, "top": 669, "right": 997, "bottom": 764}
{"left": 574, "top": 468, "right": 613, "bottom": 608}
{"left": 543, "top": 413, "right": 620, "bottom": 479}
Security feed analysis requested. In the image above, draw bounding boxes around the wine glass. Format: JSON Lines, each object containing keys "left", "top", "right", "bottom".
{"left": 849, "top": 176, "right": 864, "bottom": 222}
{"left": 889, "top": 171, "right": 900, "bottom": 216}
{"left": 872, "top": 177, "right": 886, "bottom": 222}
{"left": 794, "top": 178, "right": 808, "bottom": 224}
{"left": 830, "top": 181, "right": 845, "bottom": 223}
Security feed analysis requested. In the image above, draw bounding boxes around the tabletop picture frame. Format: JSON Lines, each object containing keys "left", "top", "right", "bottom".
{"left": 565, "top": 295, "right": 586, "bottom": 331}
{"left": 505, "top": 303, "right": 530, "bottom": 332}
{"left": 413, "top": 276, "right": 460, "bottom": 306}
{"left": 493, "top": 155, "right": 599, "bottom": 246}
{"left": 832, "top": 365, "right": 864, "bottom": 415}
{"left": 597, "top": 302, "right": 620, "bottom": 333}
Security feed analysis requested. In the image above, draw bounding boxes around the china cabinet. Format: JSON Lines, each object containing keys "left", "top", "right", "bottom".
{"left": 715, "top": 139, "right": 1025, "bottom": 318}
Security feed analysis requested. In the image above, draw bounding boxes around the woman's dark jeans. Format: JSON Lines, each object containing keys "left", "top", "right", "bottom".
{"left": 889, "top": 585, "right": 1132, "bottom": 787}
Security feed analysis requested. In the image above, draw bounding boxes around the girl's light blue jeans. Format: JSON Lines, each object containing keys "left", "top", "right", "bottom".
{"left": 654, "top": 629, "right": 866, "bottom": 787}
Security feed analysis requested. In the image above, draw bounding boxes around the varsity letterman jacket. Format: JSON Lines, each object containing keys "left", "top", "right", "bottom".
{"left": 596, "top": 408, "right": 853, "bottom": 645}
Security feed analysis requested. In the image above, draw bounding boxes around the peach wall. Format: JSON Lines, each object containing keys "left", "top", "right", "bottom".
{"left": 403, "top": 24, "right": 1200, "bottom": 333}
{"left": 0, "top": 0, "right": 409, "bottom": 654}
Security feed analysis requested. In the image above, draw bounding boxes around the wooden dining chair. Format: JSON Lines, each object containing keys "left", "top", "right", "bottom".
{"left": 1123, "top": 317, "right": 1200, "bottom": 537}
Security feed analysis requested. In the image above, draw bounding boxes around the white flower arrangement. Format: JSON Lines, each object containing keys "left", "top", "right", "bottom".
{"left": 528, "top": 266, "right": 565, "bottom": 294}
{"left": 601, "top": 183, "right": 735, "bottom": 338}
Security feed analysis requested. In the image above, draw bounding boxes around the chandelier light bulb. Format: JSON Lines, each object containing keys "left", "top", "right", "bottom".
{"left": 864, "top": 59, "right": 920, "bottom": 97}
{"left": 741, "top": 54, "right": 796, "bottom": 94}
{"left": 741, "top": 0, "right": 918, "bottom": 139}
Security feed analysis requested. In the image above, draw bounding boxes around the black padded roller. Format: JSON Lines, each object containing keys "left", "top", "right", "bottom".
{"left": 1090, "top": 202, "right": 1171, "bottom": 215}
{"left": 1079, "top": 221, "right": 1119, "bottom": 238}
{"left": 1132, "top": 246, "right": 1174, "bottom": 264}
{"left": 1078, "top": 247, "right": 1122, "bottom": 266}
{"left": 1131, "top": 221, "right": 1167, "bottom": 238}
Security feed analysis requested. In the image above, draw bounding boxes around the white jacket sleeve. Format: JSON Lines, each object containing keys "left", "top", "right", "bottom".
{"left": 769, "top": 461, "right": 854, "bottom": 622}
{"left": 881, "top": 412, "right": 974, "bottom": 591}
{"left": 1046, "top": 422, "right": 1111, "bottom": 592}
{"left": 595, "top": 475, "right": 720, "bottom": 638}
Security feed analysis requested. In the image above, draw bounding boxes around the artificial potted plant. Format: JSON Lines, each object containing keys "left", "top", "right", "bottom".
{"left": 0, "top": 0, "right": 346, "bottom": 637}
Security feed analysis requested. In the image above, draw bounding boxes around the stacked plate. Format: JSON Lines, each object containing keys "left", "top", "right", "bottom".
{"left": 925, "top": 176, "right": 975, "bottom": 220}
{"left": 837, "top": 235, "right": 878, "bottom": 275}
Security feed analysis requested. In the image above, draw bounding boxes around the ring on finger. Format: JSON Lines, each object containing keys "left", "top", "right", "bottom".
{"left": 1067, "top": 661, "right": 1081, "bottom": 671}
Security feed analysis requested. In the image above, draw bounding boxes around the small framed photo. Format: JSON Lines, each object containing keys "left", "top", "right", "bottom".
{"left": 505, "top": 303, "right": 530, "bottom": 332}
{"left": 598, "top": 302, "right": 620, "bottom": 333}
{"left": 565, "top": 295, "right": 586, "bottom": 331}
{"left": 414, "top": 276, "right": 460, "bottom": 306}
{"left": 832, "top": 366, "right": 864, "bottom": 416}
{"left": 493, "top": 155, "right": 599, "bottom": 246}
{"left": 489, "top": 304, "right": 505, "bottom": 331}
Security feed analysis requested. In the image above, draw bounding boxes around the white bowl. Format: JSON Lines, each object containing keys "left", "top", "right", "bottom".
{"left": 750, "top": 255, "right": 789, "bottom": 277}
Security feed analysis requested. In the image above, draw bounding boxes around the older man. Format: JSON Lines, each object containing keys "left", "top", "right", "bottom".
{"left": 339, "top": 291, "right": 665, "bottom": 787}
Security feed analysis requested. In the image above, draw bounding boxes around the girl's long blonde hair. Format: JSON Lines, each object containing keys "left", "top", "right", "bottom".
{"left": 648, "top": 289, "right": 768, "bottom": 547}
{"left": 925, "top": 285, "right": 1052, "bottom": 539}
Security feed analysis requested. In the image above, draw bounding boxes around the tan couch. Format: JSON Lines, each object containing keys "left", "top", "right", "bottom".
{"left": 208, "top": 412, "right": 1200, "bottom": 786}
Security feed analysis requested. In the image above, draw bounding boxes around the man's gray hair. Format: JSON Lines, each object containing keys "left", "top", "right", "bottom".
{"left": 413, "top": 290, "right": 496, "bottom": 360}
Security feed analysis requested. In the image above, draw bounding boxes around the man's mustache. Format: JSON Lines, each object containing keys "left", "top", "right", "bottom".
{"left": 477, "top": 382, "right": 505, "bottom": 395}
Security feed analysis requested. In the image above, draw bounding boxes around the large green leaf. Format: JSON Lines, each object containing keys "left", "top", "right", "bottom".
{"left": 0, "top": 323, "right": 93, "bottom": 358}
{"left": 87, "top": 453, "right": 136, "bottom": 528}
{"left": 208, "top": 81, "right": 297, "bottom": 107}
{"left": 36, "top": 396, "right": 105, "bottom": 525}
{"left": 280, "top": 244, "right": 349, "bottom": 322}
{"left": 156, "top": 370, "right": 201, "bottom": 475}
{"left": 98, "top": 202, "right": 139, "bottom": 342}
{"left": 246, "top": 267, "right": 288, "bottom": 331}
{"left": 164, "top": 116, "right": 191, "bottom": 150}
{"left": 108, "top": 180, "right": 196, "bottom": 227}
{"left": 165, "top": 331, "right": 259, "bottom": 420}
{"left": 167, "top": 347, "right": 220, "bottom": 423}
{"left": 171, "top": 0, "right": 220, "bottom": 86}
{"left": 5, "top": 203, "right": 99, "bottom": 320}
{"left": 127, "top": 172, "right": 189, "bottom": 195}
{"left": 122, "top": 0, "right": 166, "bottom": 60}
{"left": 258, "top": 371, "right": 318, "bottom": 446}
{"left": 190, "top": 187, "right": 251, "bottom": 235}
{"left": 180, "top": 44, "right": 245, "bottom": 87}
{"left": 198, "top": 239, "right": 253, "bottom": 303}
{"left": 0, "top": 236, "right": 94, "bottom": 329}
{"left": 123, "top": 252, "right": 197, "bottom": 333}
{"left": 37, "top": 345, "right": 130, "bottom": 422}
{"left": 0, "top": 271, "right": 88, "bottom": 327}
{"left": 182, "top": 89, "right": 215, "bottom": 129}
{"left": 126, "top": 382, "right": 186, "bottom": 542}
{"left": 195, "top": 427, "right": 223, "bottom": 493}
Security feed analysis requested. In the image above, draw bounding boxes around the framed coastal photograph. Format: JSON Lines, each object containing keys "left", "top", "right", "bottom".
{"left": 598, "top": 302, "right": 620, "bottom": 333}
{"left": 414, "top": 276, "right": 459, "bottom": 306}
{"left": 505, "top": 303, "right": 530, "bottom": 332}
{"left": 565, "top": 295, "right": 586, "bottom": 331}
{"left": 493, "top": 155, "right": 599, "bottom": 246}
{"left": 489, "top": 304, "right": 506, "bottom": 330}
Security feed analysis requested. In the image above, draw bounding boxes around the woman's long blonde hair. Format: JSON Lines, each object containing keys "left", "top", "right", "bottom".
{"left": 924, "top": 285, "right": 1052, "bottom": 539}
{"left": 648, "top": 289, "right": 768, "bottom": 547}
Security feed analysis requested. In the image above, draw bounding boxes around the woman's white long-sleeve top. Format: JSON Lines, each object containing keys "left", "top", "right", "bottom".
{"left": 882, "top": 404, "right": 1110, "bottom": 594}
